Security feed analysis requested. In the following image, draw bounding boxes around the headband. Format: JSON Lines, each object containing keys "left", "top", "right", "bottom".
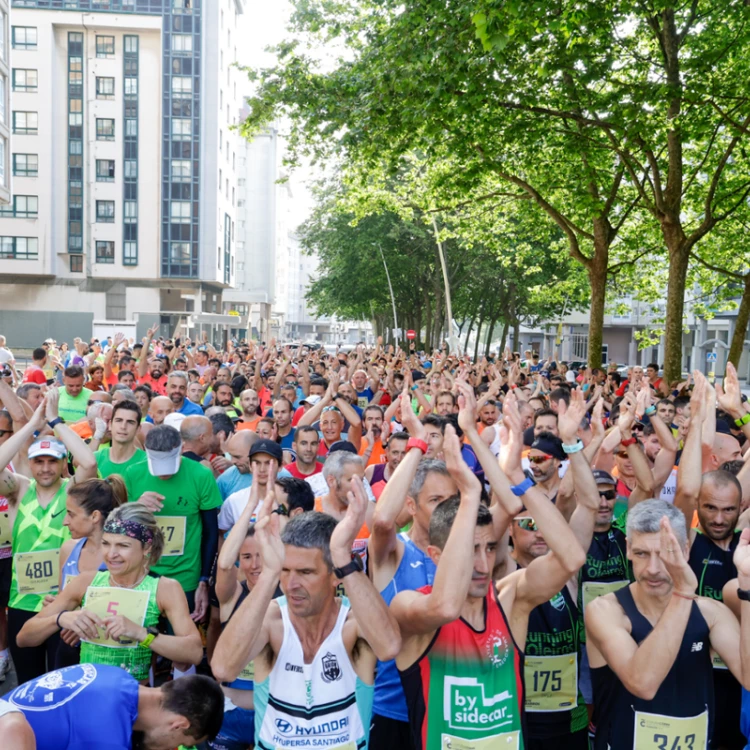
{"left": 103, "top": 518, "right": 154, "bottom": 546}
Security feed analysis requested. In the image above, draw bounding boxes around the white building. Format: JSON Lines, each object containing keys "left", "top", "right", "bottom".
{"left": 0, "top": 0, "right": 10, "bottom": 206}
{"left": 0, "top": 0, "right": 245, "bottom": 346}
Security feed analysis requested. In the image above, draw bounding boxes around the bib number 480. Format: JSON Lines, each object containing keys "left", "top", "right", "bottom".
{"left": 25, "top": 560, "right": 53, "bottom": 579}
{"left": 532, "top": 669, "right": 562, "bottom": 693}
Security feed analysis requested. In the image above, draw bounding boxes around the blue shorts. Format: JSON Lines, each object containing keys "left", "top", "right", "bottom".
{"left": 208, "top": 705, "right": 255, "bottom": 750}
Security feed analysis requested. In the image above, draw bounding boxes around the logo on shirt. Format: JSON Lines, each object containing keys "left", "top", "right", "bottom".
{"left": 321, "top": 652, "right": 342, "bottom": 683}
{"left": 549, "top": 592, "right": 566, "bottom": 611}
{"left": 285, "top": 663, "right": 303, "bottom": 673}
{"left": 485, "top": 629, "right": 511, "bottom": 668}
{"left": 445, "top": 676, "right": 515, "bottom": 731}
{"left": 10, "top": 664, "right": 97, "bottom": 711}
{"left": 691, "top": 642, "right": 704, "bottom": 652}
{"left": 410, "top": 561, "right": 424, "bottom": 569}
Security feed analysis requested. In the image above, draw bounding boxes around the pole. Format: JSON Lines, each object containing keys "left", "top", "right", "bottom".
{"left": 377, "top": 244, "right": 399, "bottom": 349}
{"left": 431, "top": 217, "right": 456, "bottom": 352}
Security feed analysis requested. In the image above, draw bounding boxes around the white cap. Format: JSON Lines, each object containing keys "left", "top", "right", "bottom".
{"left": 301, "top": 395, "right": 322, "bottom": 406}
{"left": 28, "top": 438, "right": 67, "bottom": 460}
{"left": 146, "top": 443, "right": 182, "bottom": 477}
{"left": 565, "top": 371, "right": 576, "bottom": 383}
{"left": 163, "top": 412, "right": 186, "bottom": 430}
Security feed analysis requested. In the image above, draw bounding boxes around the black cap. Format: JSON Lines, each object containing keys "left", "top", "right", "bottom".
{"left": 592, "top": 469, "right": 616, "bottom": 486}
{"left": 328, "top": 441, "right": 358, "bottom": 455}
{"left": 249, "top": 439, "right": 283, "bottom": 462}
{"left": 716, "top": 419, "right": 733, "bottom": 435}
{"left": 411, "top": 370, "right": 426, "bottom": 382}
{"left": 530, "top": 434, "right": 566, "bottom": 461}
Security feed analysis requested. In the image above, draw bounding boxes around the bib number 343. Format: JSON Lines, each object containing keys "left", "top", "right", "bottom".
{"left": 633, "top": 709, "right": 708, "bottom": 750}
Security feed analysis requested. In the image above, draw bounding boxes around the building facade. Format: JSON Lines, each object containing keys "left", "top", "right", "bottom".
{"left": 0, "top": 0, "right": 11, "bottom": 205}
{"left": 0, "top": 0, "right": 244, "bottom": 346}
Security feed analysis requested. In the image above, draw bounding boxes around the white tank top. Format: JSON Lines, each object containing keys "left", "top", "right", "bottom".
{"left": 255, "top": 596, "right": 374, "bottom": 750}
{"left": 659, "top": 467, "right": 678, "bottom": 504}
{"left": 488, "top": 424, "right": 502, "bottom": 457}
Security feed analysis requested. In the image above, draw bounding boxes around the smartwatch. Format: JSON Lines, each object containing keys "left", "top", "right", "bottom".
{"left": 139, "top": 626, "right": 160, "bottom": 649}
{"left": 735, "top": 413, "right": 750, "bottom": 427}
{"left": 644, "top": 405, "right": 656, "bottom": 416}
{"left": 47, "top": 417, "right": 65, "bottom": 429}
{"left": 406, "top": 437, "right": 428, "bottom": 455}
{"left": 737, "top": 588, "right": 750, "bottom": 602}
{"left": 510, "top": 476, "right": 536, "bottom": 497}
{"left": 562, "top": 439, "right": 584, "bottom": 454}
{"left": 333, "top": 554, "right": 364, "bottom": 580}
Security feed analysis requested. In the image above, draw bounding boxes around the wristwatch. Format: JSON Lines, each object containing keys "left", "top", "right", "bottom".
{"left": 333, "top": 554, "right": 364, "bottom": 580}
{"left": 139, "top": 626, "right": 160, "bottom": 649}
{"left": 620, "top": 437, "right": 638, "bottom": 448}
{"left": 47, "top": 417, "right": 65, "bottom": 429}
{"left": 510, "top": 475, "right": 536, "bottom": 497}
{"left": 562, "top": 439, "right": 584, "bottom": 455}
{"left": 735, "top": 413, "right": 750, "bottom": 427}
{"left": 406, "top": 437, "right": 428, "bottom": 455}
{"left": 737, "top": 588, "right": 750, "bottom": 602}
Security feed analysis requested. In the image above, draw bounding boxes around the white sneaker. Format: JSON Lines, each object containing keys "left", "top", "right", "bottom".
{"left": 0, "top": 655, "right": 10, "bottom": 682}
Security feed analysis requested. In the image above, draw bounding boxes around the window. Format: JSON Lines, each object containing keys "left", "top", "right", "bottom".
{"left": 0, "top": 138, "right": 4, "bottom": 187}
{"left": 96, "top": 200, "right": 115, "bottom": 223}
{"left": 96, "top": 241, "right": 115, "bottom": 263}
{"left": 171, "top": 76, "right": 192, "bottom": 98}
{"left": 13, "top": 153, "right": 38, "bottom": 176}
{"left": 96, "top": 159, "right": 115, "bottom": 182}
{"left": 172, "top": 34, "right": 193, "bottom": 52}
{"left": 12, "top": 27, "right": 37, "bottom": 50}
{"left": 96, "top": 35, "right": 115, "bottom": 57}
{"left": 171, "top": 201, "right": 192, "bottom": 223}
{"left": 122, "top": 241, "right": 137, "bottom": 266}
{"left": 0, "top": 12, "right": 5, "bottom": 61}
{"left": 172, "top": 118, "right": 191, "bottom": 140}
{"left": 0, "top": 237, "right": 38, "bottom": 260}
{"left": 219, "top": 130, "right": 222, "bottom": 150}
{"left": 170, "top": 241, "right": 191, "bottom": 263}
{"left": 96, "top": 118, "right": 115, "bottom": 140}
{"left": 13, "top": 111, "right": 38, "bottom": 134}
{"left": 96, "top": 77, "right": 115, "bottom": 99}
{"left": 124, "top": 36, "right": 138, "bottom": 54}
{"left": 124, "top": 78, "right": 137, "bottom": 96}
{"left": 171, "top": 160, "right": 191, "bottom": 181}
{"left": 124, "top": 160, "right": 137, "bottom": 179}
{"left": 124, "top": 201, "right": 137, "bottom": 223}
{"left": 0, "top": 195, "right": 38, "bottom": 217}
{"left": 219, "top": 168, "right": 222, "bottom": 187}
{"left": 173, "top": 0, "right": 192, "bottom": 11}
{"left": 70, "top": 255, "right": 83, "bottom": 273}
{"left": 0, "top": 76, "right": 5, "bottom": 124}
{"left": 12, "top": 69, "right": 38, "bottom": 92}
{"left": 219, "top": 90, "right": 223, "bottom": 110}
{"left": 126, "top": 119, "right": 137, "bottom": 137}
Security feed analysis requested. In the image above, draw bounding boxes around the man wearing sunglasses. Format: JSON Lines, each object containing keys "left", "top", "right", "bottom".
{"left": 527, "top": 432, "right": 566, "bottom": 503}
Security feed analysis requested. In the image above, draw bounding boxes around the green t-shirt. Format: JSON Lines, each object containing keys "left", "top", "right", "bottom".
{"left": 58, "top": 388, "right": 89, "bottom": 423}
{"left": 124, "top": 457, "right": 221, "bottom": 592}
{"left": 95, "top": 447, "right": 146, "bottom": 480}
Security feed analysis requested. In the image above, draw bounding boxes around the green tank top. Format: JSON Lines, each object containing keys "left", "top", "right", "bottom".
{"left": 9, "top": 479, "right": 71, "bottom": 612}
{"left": 79, "top": 570, "right": 161, "bottom": 682}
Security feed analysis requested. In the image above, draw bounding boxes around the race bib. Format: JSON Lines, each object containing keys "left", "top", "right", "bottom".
{"left": 239, "top": 660, "right": 255, "bottom": 682}
{"left": 524, "top": 653, "right": 578, "bottom": 712}
{"left": 81, "top": 586, "right": 150, "bottom": 649}
{"left": 0, "top": 510, "right": 11, "bottom": 549}
{"left": 633, "top": 709, "right": 708, "bottom": 750}
{"left": 16, "top": 549, "right": 60, "bottom": 595}
{"left": 441, "top": 732, "right": 520, "bottom": 750}
{"left": 157, "top": 516, "right": 186, "bottom": 556}
{"left": 711, "top": 651, "right": 728, "bottom": 670}
{"left": 582, "top": 579, "right": 629, "bottom": 611}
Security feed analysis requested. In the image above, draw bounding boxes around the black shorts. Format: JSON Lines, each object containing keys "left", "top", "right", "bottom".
{"left": 526, "top": 729, "right": 589, "bottom": 750}
{"left": 369, "top": 714, "right": 416, "bottom": 750}
{"left": 0, "top": 556, "right": 12, "bottom": 605}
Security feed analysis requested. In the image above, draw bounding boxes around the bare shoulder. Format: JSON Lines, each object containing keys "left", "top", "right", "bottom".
{"left": 587, "top": 591, "right": 631, "bottom": 631}
{"left": 696, "top": 595, "right": 733, "bottom": 626}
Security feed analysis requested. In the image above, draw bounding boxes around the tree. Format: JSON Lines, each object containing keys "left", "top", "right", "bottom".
{"left": 244, "top": 0, "right": 750, "bottom": 380}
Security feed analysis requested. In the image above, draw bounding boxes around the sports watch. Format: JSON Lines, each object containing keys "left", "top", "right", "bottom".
{"left": 139, "top": 626, "right": 160, "bottom": 649}
{"left": 620, "top": 437, "right": 638, "bottom": 448}
{"left": 333, "top": 554, "right": 364, "bottom": 580}
{"left": 737, "top": 588, "right": 750, "bottom": 602}
{"left": 406, "top": 437, "right": 428, "bottom": 455}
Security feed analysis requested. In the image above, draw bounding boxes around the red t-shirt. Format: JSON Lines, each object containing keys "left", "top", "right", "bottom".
{"left": 23, "top": 365, "right": 46, "bottom": 385}
{"left": 138, "top": 372, "right": 168, "bottom": 396}
{"left": 284, "top": 461, "right": 324, "bottom": 479}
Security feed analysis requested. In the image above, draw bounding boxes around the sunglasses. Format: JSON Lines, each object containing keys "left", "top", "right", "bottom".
{"left": 528, "top": 454, "right": 553, "bottom": 464}
{"left": 598, "top": 490, "right": 616, "bottom": 500}
{"left": 322, "top": 406, "right": 341, "bottom": 413}
{"left": 271, "top": 503, "right": 289, "bottom": 517}
{"left": 515, "top": 517, "right": 539, "bottom": 532}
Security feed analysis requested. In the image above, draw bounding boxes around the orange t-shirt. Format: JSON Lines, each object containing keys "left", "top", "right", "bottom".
{"left": 236, "top": 417, "right": 261, "bottom": 432}
{"left": 358, "top": 438, "right": 387, "bottom": 467}
{"left": 70, "top": 421, "right": 94, "bottom": 440}
{"left": 314, "top": 495, "right": 369, "bottom": 558}
{"left": 138, "top": 373, "right": 168, "bottom": 396}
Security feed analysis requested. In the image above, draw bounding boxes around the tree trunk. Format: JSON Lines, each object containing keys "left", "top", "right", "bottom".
{"left": 484, "top": 318, "right": 496, "bottom": 357}
{"left": 424, "top": 293, "right": 432, "bottom": 352}
{"left": 728, "top": 275, "right": 750, "bottom": 369}
{"left": 512, "top": 320, "right": 520, "bottom": 352}
{"left": 464, "top": 314, "right": 476, "bottom": 351}
{"left": 474, "top": 318, "right": 484, "bottom": 361}
{"left": 663, "top": 240, "right": 690, "bottom": 384}
{"left": 499, "top": 319, "right": 509, "bottom": 354}
{"left": 587, "top": 258, "right": 607, "bottom": 369}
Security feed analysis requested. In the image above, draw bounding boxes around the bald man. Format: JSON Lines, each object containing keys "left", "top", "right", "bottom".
{"left": 139, "top": 395, "right": 174, "bottom": 441}
{"left": 711, "top": 432, "right": 742, "bottom": 470}
{"left": 217, "top": 430, "right": 257, "bottom": 501}
{"left": 181, "top": 415, "right": 214, "bottom": 472}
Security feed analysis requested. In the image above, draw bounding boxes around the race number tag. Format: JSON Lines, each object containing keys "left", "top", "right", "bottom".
{"left": 633, "top": 709, "right": 708, "bottom": 750}
{"left": 582, "top": 580, "right": 629, "bottom": 611}
{"left": 81, "top": 586, "right": 150, "bottom": 649}
{"left": 238, "top": 661, "right": 255, "bottom": 682}
{"left": 0, "top": 510, "right": 11, "bottom": 549}
{"left": 711, "top": 650, "right": 728, "bottom": 670}
{"left": 157, "top": 516, "right": 186, "bottom": 556}
{"left": 441, "top": 732, "right": 520, "bottom": 749}
{"left": 524, "top": 653, "right": 578, "bottom": 712}
{"left": 16, "top": 549, "right": 60, "bottom": 595}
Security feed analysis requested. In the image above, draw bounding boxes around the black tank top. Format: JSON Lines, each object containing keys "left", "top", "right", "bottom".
{"left": 525, "top": 585, "right": 587, "bottom": 738}
{"left": 591, "top": 586, "right": 714, "bottom": 750}
{"left": 370, "top": 463, "right": 387, "bottom": 485}
{"left": 688, "top": 530, "right": 739, "bottom": 601}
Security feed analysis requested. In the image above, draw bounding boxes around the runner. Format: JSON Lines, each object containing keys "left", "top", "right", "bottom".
{"left": 390, "top": 423, "right": 586, "bottom": 750}
{"left": 218, "top": 429, "right": 257, "bottom": 501}
{"left": 93, "top": 400, "right": 145, "bottom": 479}
{"left": 167, "top": 371, "right": 204, "bottom": 416}
{"left": 272, "top": 397, "right": 296, "bottom": 452}
{"left": 0, "top": 391, "right": 98, "bottom": 683}
{"left": 365, "top": 431, "right": 409, "bottom": 500}
{"left": 235, "top": 388, "right": 262, "bottom": 431}
{"left": 586, "top": 499, "right": 746, "bottom": 749}
{"left": 211, "top": 475, "right": 401, "bottom": 750}
{"left": 284, "top": 424, "right": 324, "bottom": 479}
{"left": 138, "top": 323, "right": 169, "bottom": 396}
{"left": 4, "top": 663, "right": 223, "bottom": 749}
{"left": 124, "top": 425, "right": 222, "bottom": 639}
{"left": 57, "top": 365, "right": 89, "bottom": 423}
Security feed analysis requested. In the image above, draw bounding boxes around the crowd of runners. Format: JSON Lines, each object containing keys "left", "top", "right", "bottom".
{"left": 0, "top": 331, "right": 748, "bottom": 749}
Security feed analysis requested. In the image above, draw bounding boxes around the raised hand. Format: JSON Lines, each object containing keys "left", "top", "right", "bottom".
{"left": 45, "top": 388, "right": 60, "bottom": 422}
{"left": 443, "top": 423, "right": 480, "bottom": 496}
{"left": 558, "top": 388, "right": 587, "bottom": 444}
{"left": 455, "top": 381, "right": 478, "bottom": 436}
{"left": 734, "top": 528, "right": 750, "bottom": 587}
{"left": 658, "top": 516, "right": 697, "bottom": 596}
{"left": 331, "top": 475, "right": 369, "bottom": 566}
{"left": 716, "top": 362, "right": 745, "bottom": 419}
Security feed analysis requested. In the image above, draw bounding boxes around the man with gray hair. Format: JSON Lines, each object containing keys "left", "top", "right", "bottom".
{"left": 167, "top": 370, "right": 203, "bottom": 416}
{"left": 124, "top": 424, "right": 221, "bottom": 649}
{"left": 586, "top": 498, "right": 748, "bottom": 750}
{"left": 212, "top": 475, "right": 400, "bottom": 750}
{"left": 179, "top": 415, "right": 214, "bottom": 472}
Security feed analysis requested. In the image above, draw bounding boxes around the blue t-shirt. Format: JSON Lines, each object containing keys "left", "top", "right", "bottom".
{"left": 355, "top": 387, "right": 375, "bottom": 409}
{"left": 8, "top": 664, "right": 139, "bottom": 750}
{"left": 178, "top": 399, "right": 204, "bottom": 416}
